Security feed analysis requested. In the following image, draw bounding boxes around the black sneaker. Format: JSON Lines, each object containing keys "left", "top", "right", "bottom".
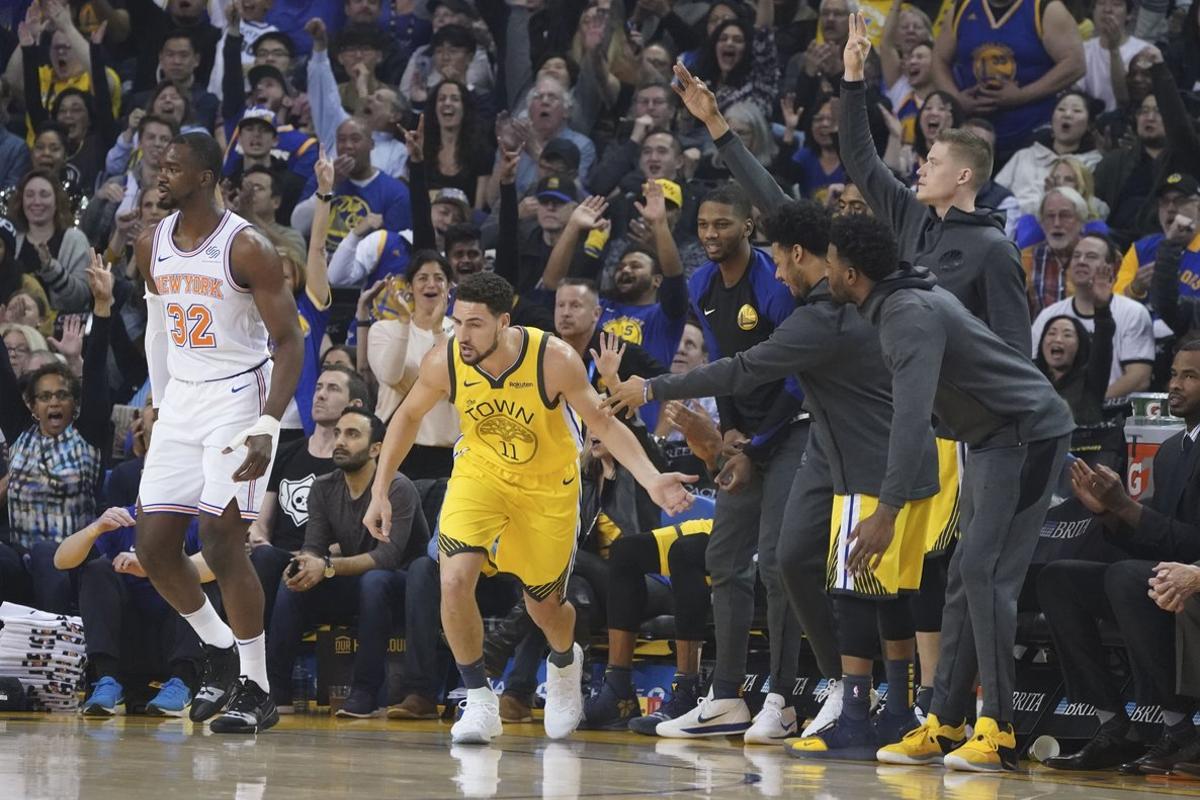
{"left": 581, "top": 679, "right": 642, "bottom": 730}
{"left": 334, "top": 688, "right": 379, "bottom": 719}
{"left": 628, "top": 675, "right": 699, "bottom": 736}
{"left": 209, "top": 677, "right": 279, "bottom": 734}
{"left": 189, "top": 645, "right": 240, "bottom": 723}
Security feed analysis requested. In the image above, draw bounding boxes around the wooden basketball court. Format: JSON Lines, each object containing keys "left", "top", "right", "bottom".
{"left": 2, "top": 713, "right": 1197, "bottom": 799}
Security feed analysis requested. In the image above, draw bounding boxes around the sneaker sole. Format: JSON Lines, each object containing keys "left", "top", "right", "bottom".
{"left": 656, "top": 722, "right": 752, "bottom": 738}
{"left": 744, "top": 729, "right": 798, "bottom": 745}
{"left": 876, "top": 750, "right": 945, "bottom": 766}
{"left": 80, "top": 704, "right": 123, "bottom": 718}
{"left": 210, "top": 708, "right": 280, "bottom": 735}
{"left": 788, "top": 744, "right": 881, "bottom": 761}
{"left": 386, "top": 709, "right": 439, "bottom": 720}
{"left": 943, "top": 754, "right": 1010, "bottom": 772}
{"left": 335, "top": 709, "right": 379, "bottom": 719}
{"left": 451, "top": 727, "right": 502, "bottom": 745}
{"left": 146, "top": 704, "right": 189, "bottom": 718}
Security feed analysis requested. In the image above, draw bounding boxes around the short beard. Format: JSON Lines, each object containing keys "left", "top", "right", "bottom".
{"left": 461, "top": 332, "right": 501, "bottom": 365}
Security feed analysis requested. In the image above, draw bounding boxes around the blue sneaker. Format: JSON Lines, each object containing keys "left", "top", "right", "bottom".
{"left": 581, "top": 679, "right": 642, "bottom": 730}
{"left": 628, "top": 674, "right": 699, "bottom": 736}
{"left": 81, "top": 676, "right": 124, "bottom": 717}
{"left": 147, "top": 677, "right": 192, "bottom": 717}
{"left": 787, "top": 714, "right": 879, "bottom": 760}
{"left": 874, "top": 709, "right": 920, "bottom": 746}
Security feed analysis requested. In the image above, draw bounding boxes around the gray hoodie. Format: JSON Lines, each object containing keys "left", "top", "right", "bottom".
{"left": 861, "top": 267, "right": 1074, "bottom": 505}
{"left": 650, "top": 279, "right": 938, "bottom": 502}
{"left": 839, "top": 79, "right": 1031, "bottom": 356}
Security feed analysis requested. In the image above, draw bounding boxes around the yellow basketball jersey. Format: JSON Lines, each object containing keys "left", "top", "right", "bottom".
{"left": 448, "top": 327, "right": 583, "bottom": 476}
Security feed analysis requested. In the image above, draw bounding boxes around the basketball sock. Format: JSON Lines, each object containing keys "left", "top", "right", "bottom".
{"left": 842, "top": 675, "right": 872, "bottom": 722}
{"left": 915, "top": 686, "right": 934, "bottom": 715}
{"left": 236, "top": 633, "right": 269, "bottom": 691}
{"left": 605, "top": 666, "right": 634, "bottom": 699}
{"left": 712, "top": 678, "right": 741, "bottom": 700}
{"left": 884, "top": 660, "right": 913, "bottom": 716}
{"left": 548, "top": 647, "right": 575, "bottom": 668}
{"left": 182, "top": 597, "right": 235, "bottom": 649}
{"left": 458, "top": 657, "right": 488, "bottom": 690}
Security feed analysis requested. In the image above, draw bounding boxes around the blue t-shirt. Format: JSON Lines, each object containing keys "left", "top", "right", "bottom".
{"left": 1129, "top": 233, "right": 1200, "bottom": 299}
{"left": 266, "top": 1, "right": 345, "bottom": 55}
{"left": 94, "top": 509, "right": 201, "bottom": 609}
{"left": 319, "top": 172, "right": 413, "bottom": 254}
{"left": 598, "top": 277, "right": 689, "bottom": 371}
{"left": 295, "top": 288, "right": 331, "bottom": 435}
{"left": 791, "top": 147, "right": 847, "bottom": 206}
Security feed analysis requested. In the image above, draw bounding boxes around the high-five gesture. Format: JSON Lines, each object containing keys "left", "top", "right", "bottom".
{"left": 568, "top": 195, "right": 609, "bottom": 232}
{"left": 634, "top": 179, "right": 667, "bottom": 228}
{"left": 843, "top": 12, "right": 872, "bottom": 82}
{"left": 672, "top": 63, "right": 729, "bottom": 140}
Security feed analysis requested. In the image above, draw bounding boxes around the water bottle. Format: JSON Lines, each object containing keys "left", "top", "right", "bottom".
{"left": 292, "top": 663, "right": 310, "bottom": 715}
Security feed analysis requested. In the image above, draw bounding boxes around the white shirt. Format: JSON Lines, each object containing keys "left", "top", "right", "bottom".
{"left": 368, "top": 317, "right": 459, "bottom": 441}
{"left": 1030, "top": 294, "right": 1155, "bottom": 395}
{"left": 994, "top": 141, "right": 1103, "bottom": 217}
{"left": 1077, "top": 35, "right": 1150, "bottom": 113}
{"left": 327, "top": 229, "right": 414, "bottom": 288}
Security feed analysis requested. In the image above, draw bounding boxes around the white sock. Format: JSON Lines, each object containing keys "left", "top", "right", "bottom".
{"left": 236, "top": 633, "right": 269, "bottom": 691}
{"left": 467, "top": 686, "right": 496, "bottom": 705}
{"left": 181, "top": 597, "right": 235, "bottom": 649}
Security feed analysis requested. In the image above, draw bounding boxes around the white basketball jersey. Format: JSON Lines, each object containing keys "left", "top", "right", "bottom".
{"left": 150, "top": 210, "right": 270, "bottom": 382}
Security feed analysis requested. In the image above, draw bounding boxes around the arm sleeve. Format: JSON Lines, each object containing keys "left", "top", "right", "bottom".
{"left": 308, "top": 49, "right": 350, "bottom": 151}
{"left": 409, "top": 159, "right": 436, "bottom": 251}
{"left": 22, "top": 49, "right": 47, "bottom": 129}
{"left": 327, "top": 230, "right": 366, "bottom": 287}
{"left": 372, "top": 478, "right": 419, "bottom": 569}
{"left": 980, "top": 239, "right": 1034, "bottom": 356}
{"left": 103, "top": 134, "right": 134, "bottom": 180}
{"left": 1152, "top": 62, "right": 1200, "bottom": 159}
{"left": 77, "top": 314, "right": 113, "bottom": 452}
{"left": 1132, "top": 502, "right": 1200, "bottom": 563}
{"left": 221, "top": 31, "right": 247, "bottom": 132}
{"left": 367, "top": 320, "right": 413, "bottom": 387}
{"left": 658, "top": 273, "right": 688, "bottom": 321}
{"left": 144, "top": 290, "right": 170, "bottom": 408}
{"left": 575, "top": 136, "right": 597, "bottom": 190}
{"left": 108, "top": 306, "right": 147, "bottom": 393}
{"left": 713, "top": 128, "right": 789, "bottom": 211}
{"left": 877, "top": 301, "right": 946, "bottom": 508}
{"left": 494, "top": 181, "right": 520, "bottom": 285}
{"left": 838, "top": 79, "right": 925, "bottom": 236}
{"left": 1151, "top": 240, "right": 1199, "bottom": 336}
{"left": 300, "top": 481, "right": 334, "bottom": 555}
{"left": 1086, "top": 303, "right": 1116, "bottom": 404}
{"left": 89, "top": 44, "right": 117, "bottom": 143}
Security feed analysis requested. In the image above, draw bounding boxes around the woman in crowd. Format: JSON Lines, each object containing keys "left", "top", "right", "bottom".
{"left": 423, "top": 79, "right": 493, "bottom": 209}
{"left": 1012, "top": 156, "right": 1111, "bottom": 247}
{"left": 996, "top": 91, "right": 1103, "bottom": 216}
{"left": 0, "top": 252, "right": 112, "bottom": 614}
{"left": 365, "top": 251, "right": 458, "bottom": 479}
{"left": 695, "top": 101, "right": 781, "bottom": 184}
{"left": 880, "top": 0, "right": 934, "bottom": 124}
{"left": 689, "top": 1, "right": 778, "bottom": 120}
{"left": 11, "top": 168, "right": 92, "bottom": 313}
{"left": 27, "top": 122, "right": 85, "bottom": 215}
{"left": 901, "top": 90, "right": 962, "bottom": 182}
{"left": 791, "top": 97, "right": 845, "bottom": 205}
{"left": 2, "top": 321, "right": 50, "bottom": 378}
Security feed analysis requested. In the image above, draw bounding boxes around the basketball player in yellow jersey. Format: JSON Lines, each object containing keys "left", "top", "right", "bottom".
{"left": 364, "top": 272, "right": 696, "bottom": 745}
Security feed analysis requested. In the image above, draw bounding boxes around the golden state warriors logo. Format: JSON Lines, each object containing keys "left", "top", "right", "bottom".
{"left": 737, "top": 304, "right": 759, "bottom": 331}
{"left": 972, "top": 42, "right": 1016, "bottom": 90}
{"left": 602, "top": 317, "right": 643, "bottom": 345}
{"left": 465, "top": 399, "right": 539, "bottom": 464}
{"left": 326, "top": 196, "right": 370, "bottom": 251}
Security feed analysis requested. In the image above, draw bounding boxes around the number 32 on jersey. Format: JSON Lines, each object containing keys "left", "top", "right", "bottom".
{"left": 166, "top": 302, "right": 217, "bottom": 348}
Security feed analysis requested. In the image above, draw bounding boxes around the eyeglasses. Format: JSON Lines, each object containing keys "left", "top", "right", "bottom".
{"left": 34, "top": 390, "right": 72, "bottom": 402}
{"left": 6, "top": 345, "right": 30, "bottom": 356}
{"left": 256, "top": 48, "right": 290, "bottom": 59}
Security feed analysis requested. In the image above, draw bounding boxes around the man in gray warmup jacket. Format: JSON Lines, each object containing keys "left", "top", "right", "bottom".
{"left": 825, "top": 212, "right": 1074, "bottom": 773}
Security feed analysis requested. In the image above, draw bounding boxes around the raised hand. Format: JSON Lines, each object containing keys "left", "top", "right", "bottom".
{"left": 843, "top": 12, "right": 872, "bottom": 81}
{"left": 1092, "top": 266, "right": 1114, "bottom": 308}
{"left": 496, "top": 145, "right": 521, "bottom": 185}
{"left": 86, "top": 249, "right": 114, "bottom": 314}
{"left": 304, "top": 17, "right": 327, "bottom": 51}
{"left": 781, "top": 93, "right": 804, "bottom": 132}
{"left": 403, "top": 113, "right": 426, "bottom": 163}
{"left": 356, "top": 277, "right": 388, "bottom": 319}
{"left": 569, "top": 195, "right": 609, "bottom": 231}
{"left": 17, "top": 21, "right": 36, "bottom": 47}
{"left": 48, "top": 314, "right": 84, "bottom": 361}
{"left": 89, "top": 19, "right": 107, "bottom": 45}
{"left": 672, "top": 63, "right": 721, "bottom": 127}
{"left": 314, "top": 146, "right": 335, "bottom": 194}
{"left": 634, "top": 179, "right": 667, "bottom": 227}
{"left": 588, "top": 331, "right": 626, "bottom": 386}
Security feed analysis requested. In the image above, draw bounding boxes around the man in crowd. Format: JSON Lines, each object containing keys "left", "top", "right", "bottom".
{"left": 1032, "top": 233, "right": 1155, "bottom": 401}
{"left": 1024, "top": 187, "right": 1087, "bottom": 317}
{"left": 266, "top": 408, "right": 429, "bottom": 718}
{"left": 224, "top": 109, "right": 308, "bottom": 224}
{"left": 123, "top": 30, "right": 219, "bottom": 132}
{"left": 512, "top": 76, "right": 596, "bottom": 197}
{"left": 1078, "top": 0, "right": 1149, "bottom": 113}
{"left": 1116, "top": 173, "right": 1200, "bottom": 302}
{"left": 1039, "top": 342, "right": 1200, "bottom": 774}
{"left": 237, "top": 167, "right": 306, "bottom": 258}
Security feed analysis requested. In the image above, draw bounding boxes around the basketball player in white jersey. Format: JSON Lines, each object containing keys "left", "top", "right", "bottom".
{"left": 133, "top": 133, "right": 303, "bottom": 734}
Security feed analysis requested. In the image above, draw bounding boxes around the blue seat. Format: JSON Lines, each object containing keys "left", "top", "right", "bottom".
{"left": 660, "top": 494, "right": 715, "bottom": 527}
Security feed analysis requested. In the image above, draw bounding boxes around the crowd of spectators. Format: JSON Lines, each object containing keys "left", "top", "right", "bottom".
{"left": 0, "top": 0, "right": 1197, "bottom": 774}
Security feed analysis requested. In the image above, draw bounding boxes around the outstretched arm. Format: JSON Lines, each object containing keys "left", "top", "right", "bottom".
{"left": 547, "top": 338, "right": 695, "bottom": 515}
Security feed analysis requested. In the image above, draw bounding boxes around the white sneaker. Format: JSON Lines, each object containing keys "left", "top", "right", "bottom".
{"left": 801, "top": 680, "right": 880, "bottom": 737}
{"left": 543, "top": 643, "right": 584, "bottom": 739}
{"left": 450, "top": 745, "right": 502, "bottom": 797}
{"left": 744, "top": 693, "right": 797, "bottom": 744}
{"left": 655, "top": 688, "right": 751, "bottom": 738}
{"left": 451, "top": 689, "right": 503, "bottom": 745}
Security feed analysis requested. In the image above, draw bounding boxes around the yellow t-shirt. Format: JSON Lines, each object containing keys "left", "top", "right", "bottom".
{"left": 31, "top": 65, "right": 122, "bottom": 143}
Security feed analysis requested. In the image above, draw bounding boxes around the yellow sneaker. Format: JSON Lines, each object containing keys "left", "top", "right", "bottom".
{"left": 943, "top": 717, "right": 1018, "bottom": 773}
{"left": 876, "top": 713, "right": 967, "bottom": 766}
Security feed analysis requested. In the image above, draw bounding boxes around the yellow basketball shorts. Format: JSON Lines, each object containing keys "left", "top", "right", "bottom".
{"left": 438, "top": 457, "right": 580, "bottom": 603}
{"left": 650, "top": 518, "right": 713, "bottom": 577}
{"left": 923, "top": 437, "right": 966, "bottom": 556}
{"left": 827, "top": 493, "right": 931, "bottom": 598}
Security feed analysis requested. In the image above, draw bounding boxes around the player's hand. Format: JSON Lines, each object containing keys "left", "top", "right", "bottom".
{"left": 363, "top": 492, "right": 393, "bottom": 541}
{"left": 847, "top": 507, "right": 897, "bottom": 575}
{"left": 672, "top": 63, "right": 722, "bottom": 128}
{"left": 112, "top": 551, "right": 147, "bottom": 578}
{"left": 843, "top": 12, "right": 872, "bottom": 82}
{"left": 715, "top": 451, "right": 751, "bottom": 493}
{"left": 603, "top": 374, "right": 648, "bottom": 417}
{"left": 225, "top": 427, "right": 276, "bottom": 483}
{"left": 589, "top": 331, "right": 626, "bottom": 387}
{"left": 285, "top": 553, "right": 325, "bottom": 591}
{"left": 647, "top": 472, "right": 698, "bottom": 516}
{"left": 95, "top": 506, "right": 136, "bottom": 534}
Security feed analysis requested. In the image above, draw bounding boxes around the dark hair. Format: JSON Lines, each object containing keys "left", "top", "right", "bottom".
{"left": 693, "top": 18, "right": 753, "bottom": 90}
{"left": 147, "top": 80, "right": 195, "bottom": 126}
{"left": 700, "top": 181, "right": 752, "bottom": 219}
{"left": 935, "top": 128, "right": 993, "bottom": 190}
{"left": 1034, "top": 314, "right": 1091, "bottom": 382}
{"left": 804, "top": 94, "right": 839, "bottom": 155}
{"left": 12, "top": 168, "right": 73, "bottom": 232}
{"left": 50, "top": 89, "right": 93, "bottom": 135}
{"left": 642, "top": 127, "right": 682, "bottom": 153}
{"left": 171, "top": 132, "right": 223, "bottom": 178}
{"left": 1052, "top": 90, "right": 1100, "bottom": 152}
{"left": 456, "top": 271, "right": 514, "bottom": 316}
{"left": 535, "top": 51, "right": 580, "bottom": 86}
{"left": 1175, "top": 336, "right": 1200, "bottom": 354}
{"left": 443, "top": 222, "right": 481, "bottom": 254}
{"left": 1078, "top": 232, "right": 1122, "bottom": 265}
{"left": 161, "top": 28, "right": 198, "bottom": 53}
{"left": 242, "top": 165, "right": 282, "bottom": 197}
{"left": 253, "top": 31, "right": 296, "bottom": 58}
{"left": 424, "top": 79, "right": 485, "bottom": 177}
{"left": 406, "top": 249, "right": 454, "bottom": 285}
{"left": 321, "top": 362, "right": 371, "bottom": 409}
{"left": 961, "top": 116, "right": 995, "bottom": 134}
{"left": 23, "top": 360, "right": 81, "bottom": 406}
{"left": 139, "top": 113, "right": 180, "bottom": 137}
{"left": 618, "top": 243, "right": 662, "bottom": 275}
{"left": 320, "top": 344, "right": 358, "bottom": 370}
{"left": 338, "top": 406, "right": 386, "bottom": 444}
{"left": 1092, "top": 0, "right": 1134, "bottom": 16}
{"left": 913, "top": 90, "right": 964, "bottom": 160}
{"left": 762, "top": 200, "right": 831, "bottom": 256}
{"left": 829, "top": 213, "right": 898, "bottom": 281}
{"left": 33, "top": 120, "right": 69, "bottom": 154}
{"left": 430, "top": 23, "right": 477, "bottom": 53}
{"left": 636, "top": 78, "right": 676, "bottom": 104}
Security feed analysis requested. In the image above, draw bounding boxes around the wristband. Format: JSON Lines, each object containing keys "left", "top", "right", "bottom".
{"left": 643, "top": 380, "right": 652, "bottom": 405}
{"left": 315, "top": 191, "right": 334, "bottom": 202}
{"left": 357, "top": 318, "right": 373, "bottom": 326}
{"left": 225, "top": 414, "right": 281, "bottom": 451}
